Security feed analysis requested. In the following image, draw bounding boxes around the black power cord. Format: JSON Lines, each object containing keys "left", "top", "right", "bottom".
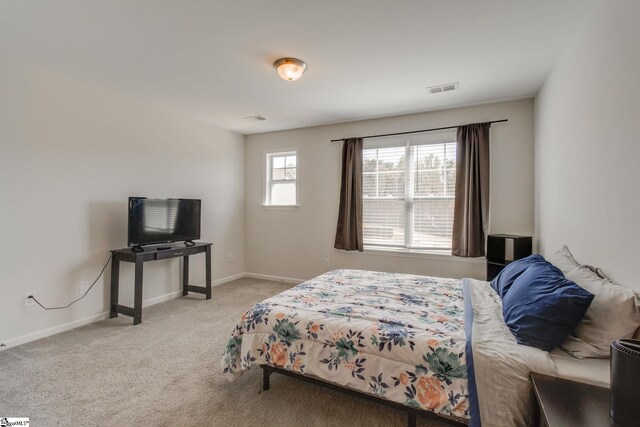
{"left": 30, "top": 251, "right": 120, "bottom": 310}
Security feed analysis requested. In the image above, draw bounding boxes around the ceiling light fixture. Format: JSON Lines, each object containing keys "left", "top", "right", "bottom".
{"left": 273, "top": 57, "right": 307, "bottom": 81}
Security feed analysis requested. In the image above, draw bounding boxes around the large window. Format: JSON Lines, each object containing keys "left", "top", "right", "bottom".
{"left": 363, "top": 132, "right": 456, "bottom": 250}
{"left": 265, "top": 150, "right": 297, "bottom": 206}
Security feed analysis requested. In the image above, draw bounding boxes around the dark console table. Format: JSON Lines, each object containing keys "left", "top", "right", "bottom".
{"left": 110, "top": 242, "right": 212, "bottom": 325}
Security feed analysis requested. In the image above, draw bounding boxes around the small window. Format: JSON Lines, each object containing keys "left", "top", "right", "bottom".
{"left": 265, "top": 150, "right": 298, "bottom": 206}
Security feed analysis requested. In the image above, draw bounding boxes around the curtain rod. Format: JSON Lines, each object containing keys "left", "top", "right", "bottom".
{"left": 330, "top": 119, "right": 508, "bottom": 143}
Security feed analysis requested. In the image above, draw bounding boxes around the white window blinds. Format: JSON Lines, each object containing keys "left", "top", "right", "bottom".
{"left": 362, "top": 130, "right": 457, "bottom": 250}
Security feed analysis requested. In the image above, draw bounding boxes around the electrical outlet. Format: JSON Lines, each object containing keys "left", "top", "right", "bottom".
{"left": 227, "top": 253, "right": 234, "bottom": 263}
{"left": 324, "top": 258, "right": 331, "bottom": 268}
{"left": 79, "top": 280, "right": 91, "bottom": 297}
{"left": 24, "top": 291, "right": 36, "bottom": 308}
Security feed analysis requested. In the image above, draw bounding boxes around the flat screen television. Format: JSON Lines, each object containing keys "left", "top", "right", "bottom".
{"left": 128, "top": 197, "right": 201, "bottom": 247}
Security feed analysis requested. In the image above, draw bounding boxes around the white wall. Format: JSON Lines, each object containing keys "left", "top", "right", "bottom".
{"left": 535, "top": 0, "right": 640, "bottom": 291}
{"left": 245, "top": 99, "right": 535, "bottom": 281}
{"left": 0, "top": 63, "right": 245, "bottom": 347}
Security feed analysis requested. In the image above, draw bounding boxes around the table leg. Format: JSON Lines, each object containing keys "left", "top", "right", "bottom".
{"left": 182, "top": 255, "right": 189, "bottom": 296}
{"left": 205, "top": 245, "right": 212, "bottom": 299}
{"left": 133, "top": 257, "right": 143, "bottom": 325}
{"left": 109, "top": 257, "right": 120, "bottom": 318}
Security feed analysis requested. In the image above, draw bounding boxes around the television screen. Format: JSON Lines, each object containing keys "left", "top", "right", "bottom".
{"left": 127, "top": 197, "right": 201, "bottom": 247}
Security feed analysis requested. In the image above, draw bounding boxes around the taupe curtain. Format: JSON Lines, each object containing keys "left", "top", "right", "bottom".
{"left": 452, "top": 123, "right": 490, "bottom": 257}
{"left": 334, "top": 138, "right": 364, "bottom": 251}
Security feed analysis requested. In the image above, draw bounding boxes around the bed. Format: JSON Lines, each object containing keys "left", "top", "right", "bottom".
{"left": 221, "top": 269, "right": 558, "bottom": 427}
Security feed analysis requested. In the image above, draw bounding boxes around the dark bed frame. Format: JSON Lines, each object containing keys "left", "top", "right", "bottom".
{"left": 261, "top": 365, "right": 468, "bottom": 427}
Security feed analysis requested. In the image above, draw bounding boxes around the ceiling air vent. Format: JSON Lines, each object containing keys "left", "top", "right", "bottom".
{"left": 243, "top": 115, "right": 267, "bottom": 121}
{"left": 427, "top": 82, "right": 459, "bottom": 94}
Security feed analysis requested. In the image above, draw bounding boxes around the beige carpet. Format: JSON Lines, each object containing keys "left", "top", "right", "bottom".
{"left": 0, "top": 278, "right": 450, "bottom": 426}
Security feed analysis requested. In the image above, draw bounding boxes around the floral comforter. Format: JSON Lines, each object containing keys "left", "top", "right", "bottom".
{"left": 222, "top": 269, "right": 469, "bottom": 420}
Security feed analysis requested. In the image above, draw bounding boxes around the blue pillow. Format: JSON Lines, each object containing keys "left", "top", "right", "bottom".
{"left": 502, "top": 262, "right": 594, "bottom": 352}
{"left": 490, "top": 254, "right": 546, "bottom": 299}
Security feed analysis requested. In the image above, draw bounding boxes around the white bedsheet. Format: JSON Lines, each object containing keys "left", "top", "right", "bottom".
{"left": 468, "top": 279, "right": 557, "bottom": 427}
{"left": 549, "top": 348, "right": 610, "bottom": 387}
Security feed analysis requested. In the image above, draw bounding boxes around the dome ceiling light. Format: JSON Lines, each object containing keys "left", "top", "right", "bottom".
{"left": 273, "top": 57, "right": 307, "bottom": 81}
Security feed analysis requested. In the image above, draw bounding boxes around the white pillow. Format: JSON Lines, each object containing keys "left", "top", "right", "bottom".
{"left": 560, "top": 265, "right": 640, "bottom": 358}
{"left": 546, "top": 245, "right": 579, "bottom": 275}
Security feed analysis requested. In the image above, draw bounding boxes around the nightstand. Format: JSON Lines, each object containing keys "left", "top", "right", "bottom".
{"left": 486, "top": 234, "right": 532, "bottom": 281}
{"left": 531, "top": 373, "right": 618, "bottom": 427}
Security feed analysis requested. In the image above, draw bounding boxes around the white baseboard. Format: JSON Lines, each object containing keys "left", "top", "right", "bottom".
{"left": 1, "top": 311, "right": 111, "bottom": 350}
{"left": 243, "top": 272, "right": 305, "bottom": 284}
{"left": 0, "top": 271, "right": 247, "bottom": 351}
{"left": 141, "top": 290, "right": 182, "bottom": 308}
{"left": 139, "top": 272, "right": 245, "bottom": 308}
{"left": 213, "top": 272, "right": 246, "bottom": 285}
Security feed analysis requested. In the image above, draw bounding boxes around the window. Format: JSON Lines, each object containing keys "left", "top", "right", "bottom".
{"left": 363, "top": 132, "right": 456, "bottom": 251}
{"left": 265, "top": 150, "right": 298, "bottom": 206}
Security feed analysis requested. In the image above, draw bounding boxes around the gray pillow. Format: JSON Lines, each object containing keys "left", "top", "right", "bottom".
{"left": 560, "top": 265, "right": 640, "bottom": 358}
{"left": 546, "top": 245, "right": 579, "bottom": 275}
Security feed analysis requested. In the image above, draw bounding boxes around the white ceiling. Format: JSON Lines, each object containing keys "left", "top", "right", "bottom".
{"left": 1, "top": 1, "right": 592, "bottom": 135}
